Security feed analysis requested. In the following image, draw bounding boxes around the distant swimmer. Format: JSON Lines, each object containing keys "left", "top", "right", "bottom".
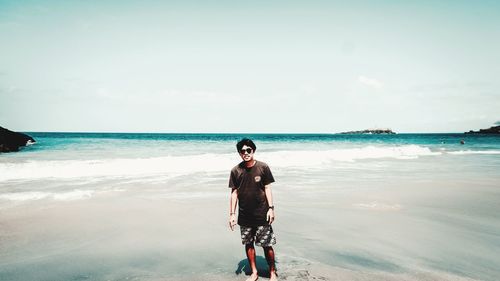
{"left": 460, "top": 139, "right": 465, "bottom": 145}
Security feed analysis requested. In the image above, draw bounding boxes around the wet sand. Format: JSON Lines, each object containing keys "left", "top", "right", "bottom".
{"left": 1, "top": 174, "right": 496, "bottom": 281}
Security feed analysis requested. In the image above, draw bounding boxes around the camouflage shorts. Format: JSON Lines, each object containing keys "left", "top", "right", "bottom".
{"left": 240, "top": 225, "right": 276, "bottom": 247}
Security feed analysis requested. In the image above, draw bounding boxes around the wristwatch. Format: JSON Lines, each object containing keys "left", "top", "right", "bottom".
{"left": 268, "top": 206, "right": 274, "bottom": 210}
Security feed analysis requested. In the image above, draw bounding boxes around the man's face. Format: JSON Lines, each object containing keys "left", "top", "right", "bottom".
{"left": 239, "top": 145, "right": 254, "bottom": 162}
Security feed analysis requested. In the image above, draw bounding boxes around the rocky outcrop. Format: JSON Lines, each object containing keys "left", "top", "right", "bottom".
{"left": 0, "top": 126, "right": 36, "bottom": 152}
{"left": 465, "top": 125, "right": 500, "bottom": 134}
{"left": 339, "top": 128, "right": 396, "bottom": 134}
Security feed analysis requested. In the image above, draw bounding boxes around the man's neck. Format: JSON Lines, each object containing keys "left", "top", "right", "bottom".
{"left": 245, "top": 159, "right": 256, "bottom": 168}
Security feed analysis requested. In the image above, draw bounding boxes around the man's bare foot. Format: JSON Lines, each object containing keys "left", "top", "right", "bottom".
{"left": 269, "top": 271, "right": 278, "bottom": 281}
{"left": 245, "top": 272, "right": 258, "bottom": 281}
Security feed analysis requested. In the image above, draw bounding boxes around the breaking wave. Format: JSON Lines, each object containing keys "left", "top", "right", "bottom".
{"left": 0, "top": 145, "right": 442, "bottom": 181}
{"left": 0, "top": 190, "right": 94, "bottom": 201}
{"left": 446, "top": 150, "right": 500, "bottom": 155}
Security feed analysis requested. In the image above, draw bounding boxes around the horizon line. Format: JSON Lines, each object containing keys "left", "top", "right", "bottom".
{"left": 20, "top": 130, "right": 469, "bottom": 134}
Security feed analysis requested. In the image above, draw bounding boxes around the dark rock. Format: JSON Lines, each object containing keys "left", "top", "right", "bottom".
{"left": 339, "top": 128, "right": 396, "bottom": 134}
{"left": 465, "top": 125, "right": 500, "bottom": 134}
{"left": 0, "top": 126, "right": 36, "bottom": 153}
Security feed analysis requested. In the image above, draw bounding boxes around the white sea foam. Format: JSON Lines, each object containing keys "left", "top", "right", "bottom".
{"left": 0, "top": 190, "right": 94, "bottom": 201}
{"left": 155, "top": 191, "right": 226, "bottom": 199}
{"left": 353, "top": 202, "right": 402, "bottom": 211}
{"left": 0, "top": 192, "right": 49, "bottom": 201}
{"left": 0, "top": 145, "right": 441, "bottom": 181}
{"left": 267, "top": 145, "right": 440, "bottom": 167}
{"left": 447, "top": 150, "right": 500, "bottom": 155}
{"left": 53, "top": 190, "right": 94, "bottom": 200}
{"left": 0, "top": 153, "right": 235, "bottom": 182}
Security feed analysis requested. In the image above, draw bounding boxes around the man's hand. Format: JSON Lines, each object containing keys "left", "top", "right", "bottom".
{"left": 229, "top": 214, "right": 237, "bottom": 231}
{"left": 267, "top": 209, "right": 275, "bottom": 224}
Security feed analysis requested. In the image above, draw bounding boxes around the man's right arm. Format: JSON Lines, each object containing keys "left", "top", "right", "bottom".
{"left": 229, "top": 187, "right": 238, "bottom": 231}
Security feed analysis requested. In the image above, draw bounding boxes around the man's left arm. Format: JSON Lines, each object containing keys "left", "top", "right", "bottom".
{"left": 265, "top": 184, "right": 275, "bottom": 224}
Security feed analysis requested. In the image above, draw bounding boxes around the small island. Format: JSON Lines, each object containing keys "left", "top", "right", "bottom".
{"left": 465, "top": 125, "right": 500, "bottom": 135}
{"left": 338, "top": 128, "right": 396, "bottom": 134}
{"left": 0, "top": 126, "right": 36, "bottom": 153}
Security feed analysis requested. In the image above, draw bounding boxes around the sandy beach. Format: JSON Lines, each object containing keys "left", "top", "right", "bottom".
{"left": 0, "top": 189, "right": 482, "bottom": 281}
{"left": 1, "top": 163, "right": 498, "bottom": 281}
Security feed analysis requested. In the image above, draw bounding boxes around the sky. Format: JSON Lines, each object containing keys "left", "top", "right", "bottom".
{"left": 1, "top": 0, "right": 499, "bottom": 133}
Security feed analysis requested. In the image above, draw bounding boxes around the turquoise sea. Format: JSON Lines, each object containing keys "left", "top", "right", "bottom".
{"left": 1, "top": 133, "right": 499, "bottom": 281}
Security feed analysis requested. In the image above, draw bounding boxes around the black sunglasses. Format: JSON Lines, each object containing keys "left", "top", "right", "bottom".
{"left": 240, "top": 148, "right": 253, "bottom": 154}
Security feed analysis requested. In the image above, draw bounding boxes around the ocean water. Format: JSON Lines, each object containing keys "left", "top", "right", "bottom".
{"left": 1, "top": 133, "right": 499, "bottom": 281}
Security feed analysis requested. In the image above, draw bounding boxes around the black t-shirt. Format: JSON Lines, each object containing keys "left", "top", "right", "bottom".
{"left": 228, "top": 160, "right": 275, "bottom": 226}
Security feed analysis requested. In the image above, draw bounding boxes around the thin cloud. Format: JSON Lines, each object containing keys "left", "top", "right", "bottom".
{"left": 358, "top": 75, "right": 384, "bottom": 89}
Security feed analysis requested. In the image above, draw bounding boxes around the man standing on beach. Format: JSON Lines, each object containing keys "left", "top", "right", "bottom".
{"left": 229, "top": 138, "right": 278, "bottom": 281}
